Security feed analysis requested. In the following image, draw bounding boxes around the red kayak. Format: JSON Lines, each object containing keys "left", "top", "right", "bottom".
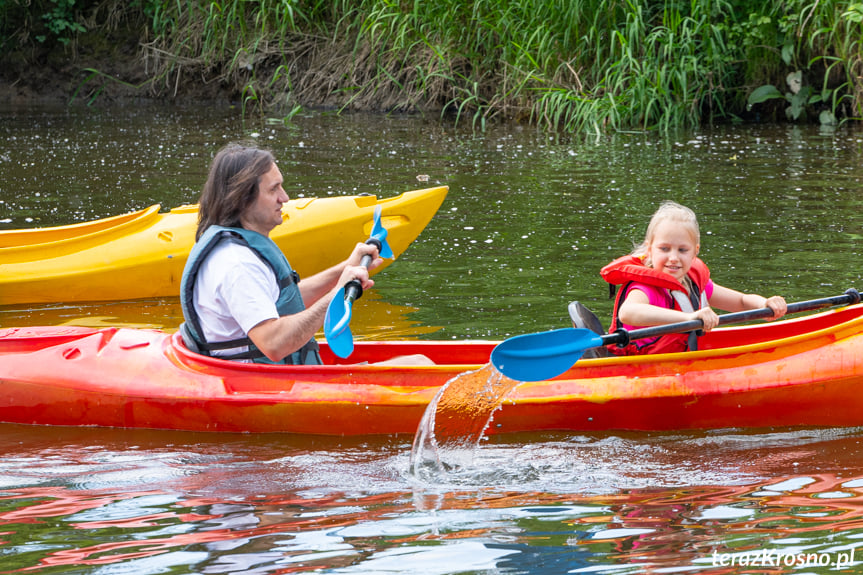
{"left": 1, "top": 303, "right": 862, "bottom": 435}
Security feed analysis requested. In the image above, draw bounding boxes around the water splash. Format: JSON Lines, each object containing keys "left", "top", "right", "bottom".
{"left": 410, "top": 364, "right": 523, "bottom": 480}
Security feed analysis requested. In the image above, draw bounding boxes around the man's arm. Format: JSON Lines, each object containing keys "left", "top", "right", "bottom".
{"left": 250, "top": 258, "right": 378, "bottom": 362}
{"left": 247, "top": 297, "right": 331, "bottom": 362}
{"left": 297, "top": 242, "right": 382, "bottom": 306}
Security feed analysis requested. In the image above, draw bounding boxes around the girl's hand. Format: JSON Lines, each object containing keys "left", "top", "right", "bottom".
{"left": 691, "top": 307, "right": 719, "bottom": 332}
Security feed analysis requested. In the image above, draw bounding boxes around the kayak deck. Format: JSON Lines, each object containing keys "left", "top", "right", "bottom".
{"left": 0, "top": 304, "right": 862, "bottom": 435}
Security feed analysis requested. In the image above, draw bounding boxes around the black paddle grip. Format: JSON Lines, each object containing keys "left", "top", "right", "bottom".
{"left": 344, "top": 254, "right": 372, "bottom": 303}
{"left": 365, "top": 237, "right": 382, "bottom": 251}
{"left": 344, "top": 279, "right": 363, "bottom": 302}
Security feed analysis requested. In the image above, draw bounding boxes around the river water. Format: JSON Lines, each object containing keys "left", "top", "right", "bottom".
{"left": 1, "top": 105, "right": 863, "bottom": 573}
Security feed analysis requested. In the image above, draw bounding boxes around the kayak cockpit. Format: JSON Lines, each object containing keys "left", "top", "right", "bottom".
{"left": 166, "top": 331, "right": 494, "bottom": 372}
{"left": 0, "top": 205, "right": 162, "bottom": 251}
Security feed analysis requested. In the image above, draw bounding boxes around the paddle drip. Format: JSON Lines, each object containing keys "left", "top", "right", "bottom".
{"left": 409, "top": 363, "right": 522, "bottom": 479}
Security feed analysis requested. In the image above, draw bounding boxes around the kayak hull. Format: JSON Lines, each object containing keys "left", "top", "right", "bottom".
{"left": 0, "top": 186, "right": 447, "bottom": 304}
{"left": 1, "top": 304, "right": 862, "bottom": 435}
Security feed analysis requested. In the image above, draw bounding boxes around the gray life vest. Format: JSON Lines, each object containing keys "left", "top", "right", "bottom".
{"left": 179, "top": 225, "right": 321, "bottom": 365}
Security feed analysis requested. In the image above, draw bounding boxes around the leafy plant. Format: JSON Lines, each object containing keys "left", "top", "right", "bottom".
{"left": 745, "top": 0, "right": 863, "bottom": 125}
{"left": 36, "top": 0, "right": 86, "bottom": 46}
{"left": 747, "top": 70, "right": 835, "bottom": 124}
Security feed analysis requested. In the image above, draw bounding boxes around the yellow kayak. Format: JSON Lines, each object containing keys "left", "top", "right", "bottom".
{"left": 0, "top": 186, "right": 448, "bottom": 305}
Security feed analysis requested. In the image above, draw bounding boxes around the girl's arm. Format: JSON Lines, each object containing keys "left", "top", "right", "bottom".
{"left": 618, "top": 288, "right": 720, "bottom": 331}
{"left": 709, "top": 284, "right": 787, "bottom": 319}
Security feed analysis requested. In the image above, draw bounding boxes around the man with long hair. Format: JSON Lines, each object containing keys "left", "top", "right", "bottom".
{"left": 179, "top": 143, "right": 380, "bottom": 365}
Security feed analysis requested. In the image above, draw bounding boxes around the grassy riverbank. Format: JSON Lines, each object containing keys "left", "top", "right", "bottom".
{"left": 2, "top": 0, "right": 861, "bottom": 132}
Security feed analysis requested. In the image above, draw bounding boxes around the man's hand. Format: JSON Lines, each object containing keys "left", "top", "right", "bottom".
{"left": 348, "top": 242, "right": 383, "bottom": 271}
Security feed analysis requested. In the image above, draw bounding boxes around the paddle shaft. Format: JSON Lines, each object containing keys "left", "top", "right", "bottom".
{"left": 343, "top": 238, "right": 381, "bottom": 303}
{"left": 602, "top": 288, "right": 861, "bottom": 348}
{"left": 324, "top": 205, "right": 393, "bottom": 358}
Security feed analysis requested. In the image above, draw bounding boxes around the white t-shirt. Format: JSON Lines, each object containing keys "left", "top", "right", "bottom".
{"left": 193, "top": 241, "right": 280, "bottom": 359}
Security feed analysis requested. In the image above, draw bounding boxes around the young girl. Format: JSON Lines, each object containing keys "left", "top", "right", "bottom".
{"left": 600, "top": 201, "right": 787, "bottom": 355}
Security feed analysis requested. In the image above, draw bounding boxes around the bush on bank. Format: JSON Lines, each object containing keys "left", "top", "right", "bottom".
{"left": 2, "top": 0, "right": 861, "bottom": 132}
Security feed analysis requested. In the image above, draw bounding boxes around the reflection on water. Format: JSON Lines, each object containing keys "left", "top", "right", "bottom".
{"left": 2, "top": 425, "right": 863, "bottom": 573}
{"left": 0, "top": 291, "right": 439, "bottom": 338}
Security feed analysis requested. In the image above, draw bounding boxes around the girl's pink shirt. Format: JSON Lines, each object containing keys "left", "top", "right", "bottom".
{"left": 620, "top": 280, "right": 715, "bottom": 331}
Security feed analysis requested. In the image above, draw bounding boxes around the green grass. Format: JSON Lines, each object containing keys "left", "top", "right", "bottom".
{"left": 3, "top": 0, "right": 862, "bottom": 132}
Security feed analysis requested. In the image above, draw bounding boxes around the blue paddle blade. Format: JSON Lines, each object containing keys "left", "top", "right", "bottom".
{"left": 490, "top": 328, "right": 605, "bottom": 382}
{"left": 323, "top": 204, "right": 392, "bottom": 359}
{"left": 370, "top": 205, "right": 393, "bottom": 258}
{"left": 324, "top": 286, "right": 354, "bottom": 358}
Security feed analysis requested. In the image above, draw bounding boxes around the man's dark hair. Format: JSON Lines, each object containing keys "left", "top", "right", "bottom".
{"left": 196, "top": 144, "right": 276, "bottom": 240}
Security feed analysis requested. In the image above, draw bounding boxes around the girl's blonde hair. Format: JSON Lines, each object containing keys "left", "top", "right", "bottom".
{"left": 633, "top": 201, "right": 700, "bottom": 267}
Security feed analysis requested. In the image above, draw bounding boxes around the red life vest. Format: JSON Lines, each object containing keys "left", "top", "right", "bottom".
{"left": 600, "top": 255, "right": 711, "bottom": 355}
